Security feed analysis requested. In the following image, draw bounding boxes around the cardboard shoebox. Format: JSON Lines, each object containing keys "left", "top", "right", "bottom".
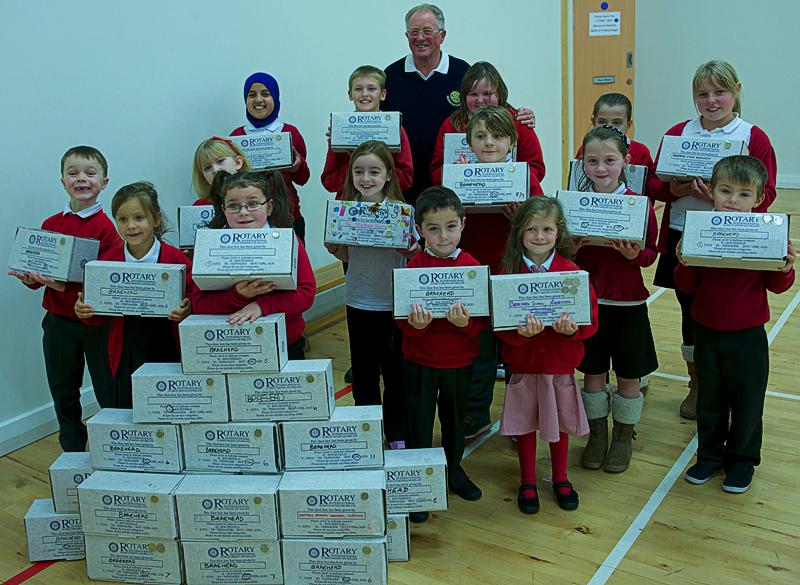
{"left": 175, "top": 474, "right": 280, "bottom": 541}
{"left": 83, "top": 261, "right": 186, "bottom": 317}
{"left": 132, "top": 363, "right": 228, "bottom": 424}
{"left": 181, "top": 422, "right": 281, "bottom": 474}
{"left": 85, "top": 534, "right": 182, "bottom": 585}
{"left": 281, "top": 405, "right": 384, "bottom": 471}
{"left": 681, "top": 210, "right": 789, "bottom": 270}
{"left": 228, "top": 132, "right": 293, "bottom": 170}
{"left": 278, "top": 470, "right": 386, "bottom": 538}
{"left": 655, "top": 135, "right": 749, "bottom": 181}
{"left": 324, "top": 199, "right": 415, "bottom": 249}
{"left": 87, "top": 409, "right": 183, "bottom": 473}
{"left": 330, "top": 111, "right": 402, "bottom": 151}
{"left": 179, "top": 314, "right": 288, "bottom": 374}
{"left": 192, "top": 227, "right": 298, "bottom": 290}
{"left": 282, "top": 537, "right": 388, "bottom": 585}
{"left": 24, "top": 499, "right": 84, "bottom": 561}
{"left": 555, "top": 190, "right": 650, "bottom": 247}
{"left": 8, "top": 227, "right": 98, "bottom": 282}
{"left": 384, "top": 447, "right": 448, "bottom": 514}
{"left": 567, "top": 160, "right": 648, "bottom": 195}
{"left": 392, "top": 264, "right": 490, "bottom": 318}
{"left": 442, "top": 162, "right": 529, "bottom": 209}
{"left": 77, "top": 471, "right": 183, "bottom": 539}
{"left": 386, "top": 514, "right": 410, "bottom": 562}
{"left": 49, "top": 451, "right": 93, "bottom": 514}
{"left": 490, "top": 271, "right": 593, "bottom": 331}
{"left": 177, "top": 205, "right": 214, "bottom": 248}
{"left": 228, "top": 358, "right": 335, "bottom": 422}
{"left": 181, "top": 540, "right": 283, "bottom": 585}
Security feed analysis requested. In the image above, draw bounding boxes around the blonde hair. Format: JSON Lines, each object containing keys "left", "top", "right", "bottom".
{"left": 466, "top": 105, "right": 517, "bottom": 148}
{"left": 191, "top": 137, "right": 252, "bottom": 200}
{"left": 693, "top": 60, "right": 741, "bottom": 114}
{"left": 501, "top": 197, "right": 574, "bottom": 274}
{"left": 711, "top": 155, "right": 768, "bottom": 194}
{"left": 348, "top": 65, "right": 386, "bottom": 91}
{"left": 342, "top": 140, "right": 405, "bottom": 202}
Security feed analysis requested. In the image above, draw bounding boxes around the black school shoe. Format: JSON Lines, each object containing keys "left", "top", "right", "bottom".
{"left": 722, "top": 464, "right": 754, "bottom": 494}
{"left": 450, "top": 476, "right": 482, "bottom": 501}
{"left": 552, "top": 481, "right": 579, "bottom": 511}
{"left": 517, "top": 483, "right": 540, "bottom": 514}
{"left": 685, "top": 460, "right": 724, "bottom": 485}
{"left": 409, "top": 511, "right": 429, "bottom": 523}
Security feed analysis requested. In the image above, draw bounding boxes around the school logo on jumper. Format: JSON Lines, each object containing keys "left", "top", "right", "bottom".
{"left": 447, "top": 90, "right": 461, "bottom": 107}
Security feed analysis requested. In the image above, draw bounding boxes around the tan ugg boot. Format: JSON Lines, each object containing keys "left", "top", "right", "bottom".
{"left": 680, "top": 345, "right": 698, "bottom": 420}
{"left": 604, "top": 393, "right": 643, "bottom": 473}
{"left": 580, "top": 389, "right": 610, "bottom": 469}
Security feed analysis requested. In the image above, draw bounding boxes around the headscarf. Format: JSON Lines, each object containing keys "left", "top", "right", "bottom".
{"left": 243, "top": 72, "right": 281, "bottom": 128}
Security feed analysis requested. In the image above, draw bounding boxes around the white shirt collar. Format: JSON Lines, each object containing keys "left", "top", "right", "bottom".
{"left": 63, "top": 202, "right": 102, "bottom": 218}
{"left": 243, "top": 118, "right": 284, "bottom": 135}
{"left": 522, "top": 250, "right": 555, "bottom": 272}
{"left": 684, "top": 113, "right": 743, "bottom": 136}
{"left": 124, "top": 238, "right": 161, "bottom": 263}
{"left": 404, "top": 51, "right": 450, "bottom": 80}
{"left": 590, "top": 182, "right": 628, "bottom": 195}
{"left": 425, "top": 246, "right": 461, "bottom": 259}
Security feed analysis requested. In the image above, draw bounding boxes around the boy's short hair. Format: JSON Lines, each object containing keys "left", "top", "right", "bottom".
{"left": 415, "top": 186, "right": 465, "bottom": 223}
{"left": 60, "top": 145, "right": 108, "bottom": 177}
{"left": 465, "top": 105, "right": 517, "bottom": 147}
{"left": 711, "top": 155, "right": 768, "bottom": 194}
{"left": 348, "top": 65, "right": 386, "bottom": 91}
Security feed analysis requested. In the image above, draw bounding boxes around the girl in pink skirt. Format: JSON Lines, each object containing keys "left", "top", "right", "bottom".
{"left": 496, "top": 197, "right": 598, "bottom": 514}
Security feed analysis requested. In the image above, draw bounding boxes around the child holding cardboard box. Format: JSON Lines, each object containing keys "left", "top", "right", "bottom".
{"left": 647, "top": 60, "right": 778, "bottom": 420}
{"left": 397, "top": 187, "right": 486, "bottom": 517}
{"left": 676, "top": 156, "right": 794, "bottom": 493}
{"left": 189, "top": 170, "right": 316, "bottom": 360}
{"left": 496, "top": 197, "right": 598, "bottom": 514}
{"left": 74, "top": 182, "right": 192, "bottom": 408}
{"left": 8, "top": 146, "right": 122, "bottom": 451}
{"left": 190, "top": 136, "right": 251, "bottom": 206}
{"left": 572, "top": 125, "right": 659, "bottom": 474}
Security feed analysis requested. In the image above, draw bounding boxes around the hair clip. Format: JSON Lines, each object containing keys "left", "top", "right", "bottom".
{"left": 210, "top": 136, "right": 237, "bottom": 149}
{"left": 599, "top": 124, "right": 626, "bottom": 140}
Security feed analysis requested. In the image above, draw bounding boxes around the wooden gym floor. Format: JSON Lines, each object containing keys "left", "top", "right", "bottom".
{"left": 1, "top": 191, "right": 798, "bottom": 584}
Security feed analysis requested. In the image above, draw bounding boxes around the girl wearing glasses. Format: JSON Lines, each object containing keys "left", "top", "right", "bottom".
{"left": 189, "top": 170, "right": 316, "bottom": 361}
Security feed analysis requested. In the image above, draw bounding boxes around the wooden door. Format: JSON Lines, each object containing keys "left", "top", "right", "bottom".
{"left": 572, "top": 0, "right": 636, "bottom": 152}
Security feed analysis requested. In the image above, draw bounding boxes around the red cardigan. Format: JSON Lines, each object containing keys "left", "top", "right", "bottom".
{"left": 573, "top": 189, "right": 658, "bottom": 302}
{"left": 230, "top": 122, "right": 310, "bottom": 220}
{"left": 497, "top": 254, "right": 598, "bottom": 375}
{"left": 575, "top": 138, "right": 654, "bottom": 169}
{"left": 396, "top": 250, "right": 486, "bottom": 369}
{"left": 674, "top": 262, "right": 794, "bottom": 331}
{"left": 189, "top": 237, "right": 316, "bottom": 345}
{"left": 321, "top": 126, "right": 414, "bottom": 199}
{"left": 27, "top": 208, "right": 122, "bottom": 319}
{"left": 646, "top": 120, "right": 777, "bottom": 252}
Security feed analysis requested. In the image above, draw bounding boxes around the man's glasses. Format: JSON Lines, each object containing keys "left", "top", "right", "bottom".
{"left": 406, "top": 27, "right": 441, "bottom": 38}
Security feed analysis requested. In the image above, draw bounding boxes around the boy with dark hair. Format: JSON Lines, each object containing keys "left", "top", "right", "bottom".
{"left": 396, "top": 186, "right": 486, "bottom": 520}
{"left": 9, "top": 146, "right": 121, "bottom": 451}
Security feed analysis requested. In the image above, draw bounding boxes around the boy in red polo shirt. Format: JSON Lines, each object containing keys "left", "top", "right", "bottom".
{"left": 675, "top": 156, "right": 795, "bottom": 493}
{"left": 397, "top": 186, "right": 486, "bottom": 521}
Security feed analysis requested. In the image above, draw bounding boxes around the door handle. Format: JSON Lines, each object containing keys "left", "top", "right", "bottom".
{"left": 626, "top": 52, "right": 633, "bottom": 69}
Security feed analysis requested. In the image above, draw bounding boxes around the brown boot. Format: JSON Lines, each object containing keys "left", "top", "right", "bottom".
{"left": 604, "top": 393, "right": 643, "bottom": 473}
{"left": 680, "top": 362, "right": 699, "bottom": 420}
{"left": 580, "top": 389, "right": 610, "bottom": 469}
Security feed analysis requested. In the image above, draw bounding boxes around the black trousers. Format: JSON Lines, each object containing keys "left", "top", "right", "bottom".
{"left": 346, "top": 306, "right": 406, "bottom": 442}
{"left": 694, "top": 323, "right": 769, "bottom": 469}
{"left": 405, "top": 361, "right": 472, "bottom": 482}
{"left": 292, "top": 216, "right": 306, "bottom": 244}
{"left": 42, "top": 313, "right": 114, "bottom": 452}
{"left": 653, "top": 228, "right": 696, "bottom": 346}
{"left": 287, "top": 337, "right": 306, "bottom": 361}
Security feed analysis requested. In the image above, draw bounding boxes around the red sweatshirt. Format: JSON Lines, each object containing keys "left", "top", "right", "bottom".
{"left": 674, "top": 262, "right": 794, "bottom": 332}
{"left": 396, "top": 251, "right": 486, "bottom": 369}
{"left": 230, "top": 122, "right": 310, "bottom": 220}
{"left": 575, "top": 138, "right": 654, "bottom": 169}
{"left": 573, "top": 189, "right": 658, "bottom": 302}
{"left": 320, "top": 126, "right": 414, "bottom": 199}
{"left": 497, "top": 254, "right": 598, "bottom": 374}
{"left": 193, "top": 198, "right": 212, "bottom": 206}
{"left": 188, "top": 237, "right": 316, "bottom": 344}
{"left": 27, "top": 208, "right": 122, "bottom": 319}
{"left": 98, "top": 242, "right": 194, "bottom": 376}
{"left": 646, "top": 120, "right": 777, "bottom": 252}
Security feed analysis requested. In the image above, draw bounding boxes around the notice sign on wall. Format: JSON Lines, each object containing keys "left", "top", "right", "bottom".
{"left": 589, "top": 11, "right": 621, "bottom": 36}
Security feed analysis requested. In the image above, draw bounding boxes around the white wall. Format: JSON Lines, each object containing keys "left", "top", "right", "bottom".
{"left": 0, "top": 0, "right": 563, "bottom": 452}
{"left": 635, "top": 0, "right": 800, "bottom": 188}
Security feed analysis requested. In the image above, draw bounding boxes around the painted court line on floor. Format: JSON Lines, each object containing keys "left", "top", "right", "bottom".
{"left": 2, "top": 561, "right": 56, "bottom": 585}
